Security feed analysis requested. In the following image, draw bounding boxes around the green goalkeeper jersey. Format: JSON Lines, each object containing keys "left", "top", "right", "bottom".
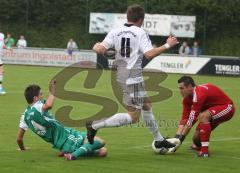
{"left": 19, "top": 100, "right": 70, "bottom": 149}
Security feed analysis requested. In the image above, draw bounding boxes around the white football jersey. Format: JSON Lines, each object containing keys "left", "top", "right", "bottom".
{"left": 102, "top": 24, "right": 153, "bottom": 70}
{"left": 0, "top": 32, "right": 4, "bottom": 56}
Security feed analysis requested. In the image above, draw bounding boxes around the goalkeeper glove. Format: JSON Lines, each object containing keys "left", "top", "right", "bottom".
{"left": 174, "top": 134, "right": 186, "bottom": 143}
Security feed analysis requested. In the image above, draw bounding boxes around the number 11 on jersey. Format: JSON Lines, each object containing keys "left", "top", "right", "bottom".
{"left": 121, "top": 37, "right": 130, "bottom": 58}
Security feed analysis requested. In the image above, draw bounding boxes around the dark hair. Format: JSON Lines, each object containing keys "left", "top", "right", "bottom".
{"left": 178, "top": 76, "right": 196, "bottom": 87}
{"left": 127, "top": 4, "right": 145, "bottom": 23}
{"left": 24, "top": 85, "right": 41, "bottom": 104}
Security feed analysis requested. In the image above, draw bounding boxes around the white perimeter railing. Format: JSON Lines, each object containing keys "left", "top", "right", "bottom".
{"left": 2, "top": 47, "right": 240, "bottom": 76}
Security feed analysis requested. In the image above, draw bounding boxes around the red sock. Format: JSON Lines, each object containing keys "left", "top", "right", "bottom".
{"left": 199, "top": 123, "right": 211, "bottom": 154}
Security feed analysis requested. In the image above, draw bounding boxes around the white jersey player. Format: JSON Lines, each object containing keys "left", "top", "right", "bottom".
{"left": 86, "top": 4, "right": 178, "bottom": 150}
{"left": 0, "top": 32, "right": 6, "bottom": 95}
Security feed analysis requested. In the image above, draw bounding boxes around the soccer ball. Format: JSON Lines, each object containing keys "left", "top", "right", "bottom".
{"left": 151, "top": 140, "right": 169, "bottom": 155}
{"left": 103, "top": 48, "right": 116, "bottom": 59}
{"left": 165, "top": 138, "right": 181, "bottom": 154}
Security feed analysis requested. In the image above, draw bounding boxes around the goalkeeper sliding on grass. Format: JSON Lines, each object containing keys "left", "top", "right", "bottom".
{"left": 16, "top": 80, "right": 107, "bottom": 160}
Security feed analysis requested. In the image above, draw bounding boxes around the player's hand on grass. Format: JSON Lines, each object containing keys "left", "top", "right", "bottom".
{"left": 49, "top": 79, "right": 56, "bottom": 95}
{"left": 58, "top": 151, "right": 65, "bottom": 157}
{"left": 64, "top": 153, "right": 76, "bottom": 161}
{"left": 166, "top": 36, "right": 179, "bottom": 48}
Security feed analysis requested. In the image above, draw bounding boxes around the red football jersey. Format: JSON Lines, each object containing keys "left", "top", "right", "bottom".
{"left": 180, "top": 83, "right": 233, "bottom": 127}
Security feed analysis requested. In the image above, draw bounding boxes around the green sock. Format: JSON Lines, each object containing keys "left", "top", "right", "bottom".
{"left": 72, "top": 140, "right": 104, "bottom": 158}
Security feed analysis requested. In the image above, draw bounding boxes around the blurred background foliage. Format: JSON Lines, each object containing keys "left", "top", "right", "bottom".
{"left": 0, "top": 0, "right": 239, "bottom": 56}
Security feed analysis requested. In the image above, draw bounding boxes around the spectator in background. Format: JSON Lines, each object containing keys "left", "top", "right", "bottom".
{"left": 0, "top": 31, "right": 6, "bottom": 95}
{"left": 190, "top": 41, "right": 201, "bottom": 56}
{"left": 67, "top": 38, "right": 78, "bottom": 56}
{"left": 16, "top": 35, "right": 27, "bottom": 48}
{"left": 178, "top": 41, "right": 190, "bottom": 56}
{"left": 4, "top": 33, "right": 15, "bottom": 49}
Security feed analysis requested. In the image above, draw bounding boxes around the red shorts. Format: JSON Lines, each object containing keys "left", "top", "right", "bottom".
{"left": 196, "top": 104, "right": 235, "bottom": 130}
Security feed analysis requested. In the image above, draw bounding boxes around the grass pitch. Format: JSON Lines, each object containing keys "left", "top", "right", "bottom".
{"left": 0, "top": 65, "right": 239, "bottom": 173}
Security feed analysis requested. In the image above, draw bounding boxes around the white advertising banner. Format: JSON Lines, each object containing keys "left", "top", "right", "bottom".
{"left": 170, "top": 15, "right": 196, "bottom": 38}
{"left": 89, "top": 13, "right": 196, "bottom": 37}
{"left": 89, "top": 13, "right": 126, "bottom": 33}
{"left": 143, "top": 14, "right": 171, "bottom": 36}
{"left": 144, "top": 56, "right": 211, "bottom": 74}
{"left": 2, "top": 48, "right": 97, "bottom": 68}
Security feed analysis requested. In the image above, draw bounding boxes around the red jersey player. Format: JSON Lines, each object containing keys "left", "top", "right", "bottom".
{"left": 171, "top": 76, "right": 235, "bottom": 157}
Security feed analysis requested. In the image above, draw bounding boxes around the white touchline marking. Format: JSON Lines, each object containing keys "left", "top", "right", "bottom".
{"left": 183, "top": 152, "right": 240, "bottom": 160}
{"left": 126, "top": 137, "right": 240, "bottom": 160}
{"left": 129, "top": 137, "right": 240, "bottom": 149}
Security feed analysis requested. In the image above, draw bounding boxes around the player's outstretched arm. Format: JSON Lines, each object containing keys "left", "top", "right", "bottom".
{"left": 181, "top": 124, "right": 192, "bottom": 138}
{"left": 144, "top": 36, "right": 178, "bottom": 59}
{"left": 42, "top": 80, "right": 56, "bottom": 111}
{"left": 16, "top": 128, "right": 26, "bottom": 151}
{"left": 92, "top": 42, "right": 107, "bottom": 55}
{"left": 175, "top": 124, "right": 185, "bottom": 135}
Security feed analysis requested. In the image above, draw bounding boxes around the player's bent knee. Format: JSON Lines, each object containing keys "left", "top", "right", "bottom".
{"left": 143, "top": 98, "right": 152, "bottom": 111}
{"left": 131, "top": 115, "right": 140, "bottom": 123}
{"left": 199, "top": 112, "right": 211, "bottom": 123}
{"left": 94, "top": 136, "right": 106, "bottom": 146}
{"left": 128, "top": 111, "right": 140, "bottom": 123}
{"left": 100, "top": 139, "right": 106, "bottom": 146}
{"left": 142, "top": 102, "right": 152, "bottom": 111}
{"left": 98, "top": 147, "right": 107, "bottom": 157}
{"left": 142, "top": 105, "right": 151, "bottom": 111}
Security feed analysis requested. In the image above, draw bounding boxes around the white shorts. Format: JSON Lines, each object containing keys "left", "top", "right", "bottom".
{"left": 118, "top": 81, "right": 148, "bottom": 109}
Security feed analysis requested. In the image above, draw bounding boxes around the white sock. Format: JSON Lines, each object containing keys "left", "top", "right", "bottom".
{"left": 142, "top": 109, "right": 164, "bottom": 141}
{"left": 92, "top": 113, "right": 132, "bottom": 130}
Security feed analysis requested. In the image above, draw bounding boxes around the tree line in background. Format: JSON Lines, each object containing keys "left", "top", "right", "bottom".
{"left": 0, "top": 0, "right": 239, "bottom": 56}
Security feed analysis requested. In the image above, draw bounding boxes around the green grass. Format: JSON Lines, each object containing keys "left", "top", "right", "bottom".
{"left": 0, "top": 65, "right": 239, "bottom": 173}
